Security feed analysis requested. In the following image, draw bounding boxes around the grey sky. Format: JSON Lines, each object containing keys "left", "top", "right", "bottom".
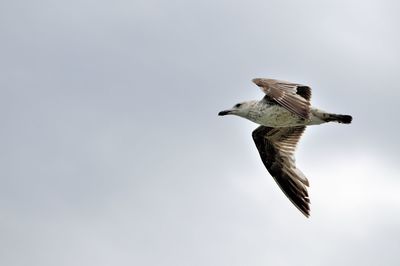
{"left": 1, "top": 0, "right": 400, "bottom": 265}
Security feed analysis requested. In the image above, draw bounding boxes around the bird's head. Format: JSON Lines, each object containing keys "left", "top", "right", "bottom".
{"left": 218, "top": 101, "right": 255, "bottom": 118}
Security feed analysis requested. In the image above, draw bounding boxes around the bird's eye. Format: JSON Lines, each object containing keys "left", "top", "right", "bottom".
{"left": 234, "top": 103, "right": 242, "bottom": 108}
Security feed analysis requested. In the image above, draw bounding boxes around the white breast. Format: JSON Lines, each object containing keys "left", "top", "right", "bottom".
{"left": 247, "top": 104, "right": 305, "bottom": 127}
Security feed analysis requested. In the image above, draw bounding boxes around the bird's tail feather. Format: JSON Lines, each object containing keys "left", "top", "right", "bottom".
{"left": 323, "top": 113, "right": 352, "bottom": 124}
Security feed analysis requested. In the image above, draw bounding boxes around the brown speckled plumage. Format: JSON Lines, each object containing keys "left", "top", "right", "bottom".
{"left": 218, "top": 78, "right": 352, "bottom": 217}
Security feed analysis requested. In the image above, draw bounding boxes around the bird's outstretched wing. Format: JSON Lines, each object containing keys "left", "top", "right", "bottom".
{"left": 252, "top": 78, "right": 312, "bottom": 119}
{"left": 252, "top": 125, "right": 310, "bottom": 217}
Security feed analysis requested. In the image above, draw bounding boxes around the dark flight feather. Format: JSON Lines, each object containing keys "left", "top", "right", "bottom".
{"left": 252, "top": 125, "right": 310, "bottom": 217}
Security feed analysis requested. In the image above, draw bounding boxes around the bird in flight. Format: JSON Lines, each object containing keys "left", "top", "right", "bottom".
{"left": 218, "top": 78, "right": 352, "bottom": 217}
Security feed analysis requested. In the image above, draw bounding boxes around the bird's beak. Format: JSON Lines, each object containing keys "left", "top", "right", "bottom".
{"left": 218, "top": 110, "right": 231, "bottom": 116}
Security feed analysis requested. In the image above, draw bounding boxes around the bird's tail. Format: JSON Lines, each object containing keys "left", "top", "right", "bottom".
{"left": 322, "top": 113, "right": 353, "bottom": 124}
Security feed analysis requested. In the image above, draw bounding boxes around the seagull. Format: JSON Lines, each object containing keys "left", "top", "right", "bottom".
{"left": 218, "top": 78, "right": 352, "bottom": 217}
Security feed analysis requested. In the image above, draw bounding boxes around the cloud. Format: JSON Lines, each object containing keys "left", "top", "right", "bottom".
{"left": 1, "top": 0, "right": 399, "bottom": 265}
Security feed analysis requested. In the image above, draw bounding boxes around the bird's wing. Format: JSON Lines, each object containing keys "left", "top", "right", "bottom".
{"left": 252, "top": 78, "right": 312, "bottom": 119}
{"left": 252, "top": 125, "right": 310, "bottom": 217}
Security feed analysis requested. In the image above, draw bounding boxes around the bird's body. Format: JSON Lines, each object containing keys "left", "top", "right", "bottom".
{"left": 219, "top": 78, "right": 352, "bottom": 217}
{"left": 238, "top": 100, "right": 327, "bottom": 127}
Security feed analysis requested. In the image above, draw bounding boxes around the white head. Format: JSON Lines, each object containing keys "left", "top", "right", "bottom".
{"left": 218, "top": 101, "right": 257, "bottom": 118}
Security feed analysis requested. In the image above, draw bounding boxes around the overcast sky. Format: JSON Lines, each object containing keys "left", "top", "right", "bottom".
{"left": 1, "top": 0, "right": 400, "bottom": 265}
